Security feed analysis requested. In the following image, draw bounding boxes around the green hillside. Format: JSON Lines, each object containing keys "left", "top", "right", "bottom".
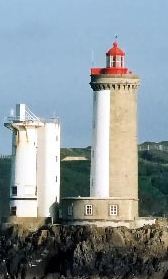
{"left": 0, "top": 157, "right": 11, "bottom": 217}
{"left": 139, "top": 149, "right": 168, "bottom": 216}
{"left": 60, "top": 160, "right": 90, "bottom": 197}
{"left": 1, "top": 143, "right": 168, "bottom": 217}
{"left": 61, "top": 145, "right": 168, "bottom": 217}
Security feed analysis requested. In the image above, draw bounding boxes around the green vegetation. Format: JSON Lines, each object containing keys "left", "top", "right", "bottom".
{"left": 0, "top": 157, "right": 11, "bottom": 217}
{"left": 61, "top": 145, "right": 168, "bottom": 217}
{"left": 60, "top": 160, "right": 90, "bottom": 197}
{"left": 1, "top": 143, "right": 168, "bottom": 217}
{"left": 139, "top": 149, "right": 168, "bottom": 216}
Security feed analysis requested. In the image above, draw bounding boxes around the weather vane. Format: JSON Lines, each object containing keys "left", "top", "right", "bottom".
{"left": 114, "top": 34, "right": 118, "bottom": 40}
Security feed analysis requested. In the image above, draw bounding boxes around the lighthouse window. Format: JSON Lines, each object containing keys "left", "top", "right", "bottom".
{"left": 121, "top": 57, "right": 124, "bottom": 67}
{"left": 85, "top": 205, "right": 93, "bottom": 216}
{"left": 56, "top": 176, "right": 57, "bottom": 182}
{"left": 58, "top": 209, "right": 62, "bottom": 219}
{"left": 56, "top": 156, "right": 58, "bottom": 162}
{"left": 112, "top": 56, "right": 116, "bottom": 67}
{"left": 67, "top": 206, "right": 73, "bottom": 216}
{"left": 109, "top": 205, "right": 118, "bottom": 216}
{"left": 12, "top": 186, "right": 17, "bottom": 196}
{"left": 10, "top": 206, "right": 17, "bottom": 216}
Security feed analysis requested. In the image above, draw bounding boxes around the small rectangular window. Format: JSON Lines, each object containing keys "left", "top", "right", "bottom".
{"left": 85, "top": 205, "right": 93, "bottom": 216}
{"left": 67, "top": 206, "right": 73, "bottom": 216}
{"left": 56, "top": 176, "right": 57, "bottom": 182}
{"left": 59, "top": 209, "right": 62, "bottom": 219}
{"left": 56, "top": 156, "right": 58, "bottom": 162}
{"left": 56, "top": 136, "right": 58, "bottom": 141}
{"left": 112, "top": 56, "right": 116, "bottom": 67}
{"left": 10, "top": 206, "right": 17, "bottom": 216}
{"left": 109, "top": 205, "right": 118, "bottom": 216}
{"left": 91, "top": 178, "right": 94, "bottom": 187}
{"left": 12, "top": 186, "right": 17, "bottom": 196}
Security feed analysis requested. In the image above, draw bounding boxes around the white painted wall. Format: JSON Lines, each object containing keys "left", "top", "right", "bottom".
{"left": 37, "top": 121, "right": 60, "bottom": 217}
{"left": 90, "top": 90, "right": 110, "bottom": 197}
{"left": 10, "top": 125, "right": 38, "bottom": 217}
{"left": 10, "top": 200, "right": 37, "bottom": 217}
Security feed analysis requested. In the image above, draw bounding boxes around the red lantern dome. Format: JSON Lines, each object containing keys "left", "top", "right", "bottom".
{"left": 91, "top": 41, "right": 129, "bottom": 75}
{"left": 106, "top": 42, "right": 125, "bottom": 57}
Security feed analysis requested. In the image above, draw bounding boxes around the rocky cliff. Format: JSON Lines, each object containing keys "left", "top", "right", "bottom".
{"left": 1, "top": 224, "right": 168, "bottom": 279}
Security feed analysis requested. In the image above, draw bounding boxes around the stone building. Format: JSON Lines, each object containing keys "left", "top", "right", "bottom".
{"left": 61, "top": 41, "right": 141, "bottom": 227}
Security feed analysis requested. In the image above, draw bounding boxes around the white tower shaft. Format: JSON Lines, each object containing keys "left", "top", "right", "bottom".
{"left": 90, "top": 90, "right": 110, "bottom": 197}
{"left": 6, "top": 104, "right": 43, "bottom": 217}
{"left": 37, "top": 121, "right": 60, "bottom": 217}
{"left": 10, "top": 126, "right": 38, "bottom": 217}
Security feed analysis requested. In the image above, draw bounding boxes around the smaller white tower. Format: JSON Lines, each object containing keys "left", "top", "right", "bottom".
{"left": 5, "top": 104, "right": 43, "bottom": 217}
{"left": 5, "top": 104, "right": 60, "bottom": 219}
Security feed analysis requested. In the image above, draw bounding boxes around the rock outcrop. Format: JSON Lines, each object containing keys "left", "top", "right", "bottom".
{"left": 1, "top": 224, "right": 168, "bottom": 278}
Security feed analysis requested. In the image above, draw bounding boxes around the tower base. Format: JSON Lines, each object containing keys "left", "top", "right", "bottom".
{"left": 60, "top": 197, "right": 138, "bottom": 225}
{"left": 60, "top": 197, "right": 156, "bottom": 229}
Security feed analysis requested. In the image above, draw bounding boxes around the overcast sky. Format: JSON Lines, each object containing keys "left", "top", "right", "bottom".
{"left": 0, "top": 0, "right": 167, "bottom": 154}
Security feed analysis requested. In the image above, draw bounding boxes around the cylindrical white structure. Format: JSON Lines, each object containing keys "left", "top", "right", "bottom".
{"left": 37, "top": 120, "right": 60, "bottom": 217}
{"left": 10, "top": 124, "right": 41, "bottom": 217}
{"left": 5, "top": 104, "right": 61, "bottom": 220}
{"left": 89, "top": 42, "right": 140, "bottom": 220}
{"left": 90, "top": 90, "right": 110, "bottom": 197}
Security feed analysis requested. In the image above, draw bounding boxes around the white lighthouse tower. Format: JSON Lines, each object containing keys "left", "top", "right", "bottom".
{"left": 61, "top": 41, "right": 140, "bottom": 227}
{"left": 5, "top": 104, "right": 60, "bottom": 219}
{"left": 90, "top": 41, "right": 140, "bottom": 218}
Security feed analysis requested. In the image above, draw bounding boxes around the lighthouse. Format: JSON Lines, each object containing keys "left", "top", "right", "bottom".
{"left": 4, "top": 104, "right": 60, "bottom": 219}
{"left": 61, "top": 41, "right": 140, "bottom": 227}
{"left": 90, "top": 41, "right": 140, "bottom": 218}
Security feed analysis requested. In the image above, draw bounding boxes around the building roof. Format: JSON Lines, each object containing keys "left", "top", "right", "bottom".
{"left": 106, "top": 42, "right": 125, "bottom": 56}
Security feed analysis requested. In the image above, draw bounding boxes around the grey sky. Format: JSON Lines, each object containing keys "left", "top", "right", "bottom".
{"left": 0, "top": 0, "right": 167, "bottom": 154}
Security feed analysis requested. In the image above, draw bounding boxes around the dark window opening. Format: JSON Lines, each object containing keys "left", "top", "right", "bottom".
{"left": 10, "top": 206, "right": 17, "bottom": 216}
{"left": 112, "top": 57, "right": 116, "bottom": 67}
{"left": 12, "top": 186, "right": 17, "bottom": 196}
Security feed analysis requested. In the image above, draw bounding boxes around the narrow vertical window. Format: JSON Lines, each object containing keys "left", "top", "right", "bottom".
{"left": 112, "top": 56, "right": 116, "bottom": 67}
{"left": 12, "top": 186, "right": 17, "bottom": 196}
{"left": 59, "top": 209, "right": 62, "bottom": 218}
{"left": 92, "top": 178, "right": 94, "bottom": 187}
{"left": 121, "top": 56, "right": 123, "bottom": 67}
{"left": 67, "top": 206, "right": 73, "bottom": 216}
{"left": 10, "top": 206, "right": 17, "bottom": 216}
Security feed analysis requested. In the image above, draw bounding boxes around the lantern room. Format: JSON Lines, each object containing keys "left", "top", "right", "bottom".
{"left": 106, "top": 42, "right": 125, "bottom": 68}
{"left": 90, "top": 41, "right": 129, "bottom": 75}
